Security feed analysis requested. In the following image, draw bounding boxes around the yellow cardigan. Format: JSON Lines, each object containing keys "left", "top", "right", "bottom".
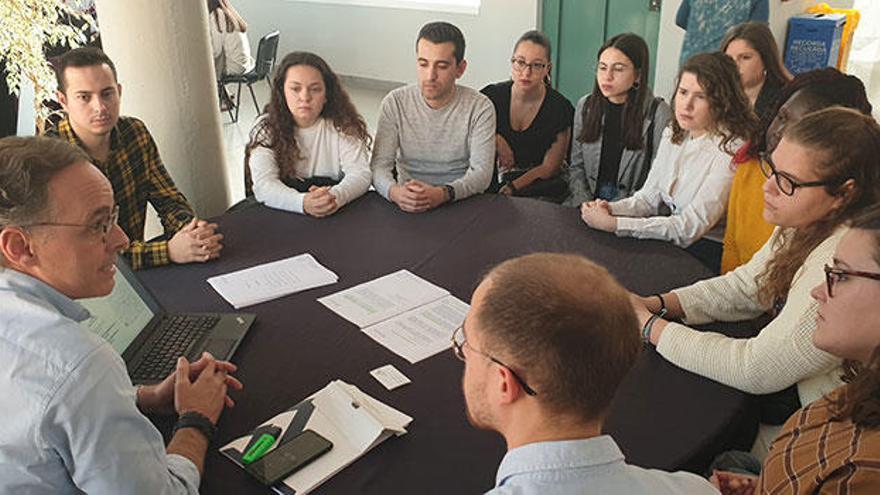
{"left": 721, "top": 159, "right": 776, "bottom": 273}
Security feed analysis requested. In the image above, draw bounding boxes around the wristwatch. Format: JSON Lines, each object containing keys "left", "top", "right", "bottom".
{"left": 173, "top": 411, "right": 216, "bottom": 441}
{"left": 444, "top": 185, "right": 456, "bottom": 203}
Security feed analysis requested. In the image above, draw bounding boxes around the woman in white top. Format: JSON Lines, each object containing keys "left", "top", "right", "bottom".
{"left": 207, "top": 0, "right": 254, "bottom": 79}
{"left": 581, "top": 52, "right": 759, "bottom": 271}
{"left": 632, "top": 107, "right": 880, "bottom": 457}
{"left": 246, "top": 51, "right": 372, "bottom": 217}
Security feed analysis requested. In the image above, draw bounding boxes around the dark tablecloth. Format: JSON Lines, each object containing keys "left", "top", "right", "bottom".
{"left": 138, "top": 193, "right": 758, "bottom": 494}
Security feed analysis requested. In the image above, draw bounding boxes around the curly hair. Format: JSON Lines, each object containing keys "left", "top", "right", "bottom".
{"left": 670, "top": 52, "right": 760, "bottom": 153}
{"left": 832, "top": 205, "right": 880, "bottom": 428}
{"left": 579, "top": 33, "right": 652, "bottom": 150}
{"left": 721, "top": 22, "right": 790, "bottom": 91}
{"left": 747, "top": 68, "right": 872, "bottom": 158}
{"left": 244, "top": 51, "right": 371, "bottom": 195}
{"left": 757, "top": 108, "right": 880, "bottom": 307}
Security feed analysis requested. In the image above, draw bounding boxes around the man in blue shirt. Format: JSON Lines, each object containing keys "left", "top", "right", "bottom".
{"left": 453, "top": 253, "right": 717, "bottom": 494}
{"left": 0, "top": 136, "right": 242, "bottom": 493}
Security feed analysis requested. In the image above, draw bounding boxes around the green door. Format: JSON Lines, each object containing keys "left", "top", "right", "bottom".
{"left": 543, "top": 0, "right": 662, "bottom": 104}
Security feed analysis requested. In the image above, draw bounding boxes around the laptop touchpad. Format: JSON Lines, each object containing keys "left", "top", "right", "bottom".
{"left": 204, "top": 339, "right": 236, "bottom": 359}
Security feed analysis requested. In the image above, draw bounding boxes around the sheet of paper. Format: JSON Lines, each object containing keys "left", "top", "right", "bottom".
{"left": 207, "top": 254, "right": 338, "bottom": 308}
{"left": 370, "top": 365, "right": 411, "bottom": 390}
{"left": 362, "top": 295, "right": 469, "bottom": 364}
{"left": 317, "top": 269, "right": 448, "bottom": 328}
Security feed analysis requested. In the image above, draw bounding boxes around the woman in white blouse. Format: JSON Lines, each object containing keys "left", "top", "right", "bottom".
{"left": 633, "top": 107, "right": 880, "bottom": 457}
{"left": 580, "top": 52, "right": 759, "bottom": 272}
{"left": 245, "top": 51, "right": 372, "bottom": 217}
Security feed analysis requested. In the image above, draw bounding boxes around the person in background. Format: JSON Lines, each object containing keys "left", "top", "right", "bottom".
{"left": 46, "top": 47, "right": 223, "bottom": 270}
{"left": 721, "top": 68, "right": 872, "bottom": 273}
{"left": 480, "top": 30, "right": 573, "bottom": 201}
{"left": 712, "top": 205, "right": 880, "bottom": 495}
{"left": 632, "top": 107, "right": 880, "bottom": 459}
{"left": 564, "top": 33, "right": 671, "bottom": 205}
{"left": 580, "top": 52, "right": 758, "bottom": 272}
{"left": 371, "top": 21, "right": 495, "bottom": 213}
{"left": 677, "top": 0, "right": 769, "bottom": 67}
{"left": 208, "top": 0, "right": 254, "bottom": 109}
{"left": 245, "top": 51, "right": 371, "bottom": 217}
{"left": 455, "top": 253, "right": 718, "bottom": 494}
{"left": 720, "top": 21, "right": 790, "bottom": 121}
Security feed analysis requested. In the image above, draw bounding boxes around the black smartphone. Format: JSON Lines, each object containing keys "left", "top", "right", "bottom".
{"left": 245, "top": 429, "right": 333, "bottom": 486}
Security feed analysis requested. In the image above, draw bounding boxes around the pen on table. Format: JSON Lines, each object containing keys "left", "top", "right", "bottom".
{"left": 242, "top": 425, "right": 283, "bottom": 465}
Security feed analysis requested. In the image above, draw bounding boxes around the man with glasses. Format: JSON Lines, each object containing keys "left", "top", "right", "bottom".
{"left": 0, "top": 136, "right": 241, "bottom": 493}
{"left": 371, "top": 21, "right": 495, "bottom": 213}
{"left": 46, "top": 47, "right": 223, "bottom": 270}
{"left": 454, "top": 253, "right": 716, "bottom": 494}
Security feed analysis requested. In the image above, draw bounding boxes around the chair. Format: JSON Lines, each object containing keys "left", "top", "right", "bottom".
{"left": 219, "top": 30, "right": 280, "bottom": 123}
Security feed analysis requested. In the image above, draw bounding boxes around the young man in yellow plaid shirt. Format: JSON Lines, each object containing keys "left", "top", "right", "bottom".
{"left": 46, "top": 47, "right": 223, "bottom": 270}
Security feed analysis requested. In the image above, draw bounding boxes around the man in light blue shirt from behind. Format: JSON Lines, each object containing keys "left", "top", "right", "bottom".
{"left": 452, "top": 253, "right": 718, "bottom": 494}
{"left": 0, "top": 136, "right": 242, "bottom": 493}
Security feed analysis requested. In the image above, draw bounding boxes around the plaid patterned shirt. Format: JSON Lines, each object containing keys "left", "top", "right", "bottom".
{"left": 48, "top": 116, "right": 194, "bottom": 270}
{"left": 758, "top": 386, "right": 880, "bottom": 494}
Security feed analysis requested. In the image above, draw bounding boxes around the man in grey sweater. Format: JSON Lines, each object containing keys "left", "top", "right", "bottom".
{"left": 371, "top": 21, "right": 496, "bottom": 213}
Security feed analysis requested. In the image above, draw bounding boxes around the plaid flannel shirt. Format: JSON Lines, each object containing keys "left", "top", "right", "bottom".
{"left": 48, "top": 116, "right": 195, "bottom": 270}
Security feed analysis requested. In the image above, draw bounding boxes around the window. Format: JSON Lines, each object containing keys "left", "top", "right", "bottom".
{"left": 288, "top": 0, "right": 480, "bottom": 16}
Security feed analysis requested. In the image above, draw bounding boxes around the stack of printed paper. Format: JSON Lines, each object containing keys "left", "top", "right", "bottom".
{"left": 208, "top": 254, "right": 338, "bottom": 308}
{"left": 318, "top": 270, "right": 469, "bottom": 363}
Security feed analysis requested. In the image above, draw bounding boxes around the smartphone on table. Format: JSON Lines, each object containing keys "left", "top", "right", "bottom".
{"left": 245, "top": 430, "right": 333, "bottom": 486}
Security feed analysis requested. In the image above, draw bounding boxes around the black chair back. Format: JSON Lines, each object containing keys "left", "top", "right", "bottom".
{"left": 253, "top": 30, "right": 280, "bottom": 79}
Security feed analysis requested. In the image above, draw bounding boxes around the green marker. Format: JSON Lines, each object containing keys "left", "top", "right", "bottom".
{"left": 242, "top": 426, "right": 282, "bottom": 465}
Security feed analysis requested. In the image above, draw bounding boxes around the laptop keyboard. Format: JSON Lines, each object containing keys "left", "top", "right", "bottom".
{"left": 130, "top": 315, "right": 221, "bottom": 382}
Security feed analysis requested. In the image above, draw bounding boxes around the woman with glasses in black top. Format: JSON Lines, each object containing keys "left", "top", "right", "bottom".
{"left": 564, "top": 33, "right": 671, "bottom": 206}
{"left": 480, "top": 30, "right": 574, "bottom": 201}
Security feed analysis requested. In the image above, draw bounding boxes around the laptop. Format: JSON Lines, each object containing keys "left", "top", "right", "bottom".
{"left": 79, "top": 259, "right": 255, "bottom": 384}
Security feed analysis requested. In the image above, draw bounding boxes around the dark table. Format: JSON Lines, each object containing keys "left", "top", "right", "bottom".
{"left": 138, "top": 193, "right": 758, "bottom": 494}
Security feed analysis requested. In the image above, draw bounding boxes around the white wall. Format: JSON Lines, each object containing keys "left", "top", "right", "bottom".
{"left": 235, "top": 0, "right": 539, "bottom": 89}
{"left": 655, "top": 0, "right": 854, "bottom": 101}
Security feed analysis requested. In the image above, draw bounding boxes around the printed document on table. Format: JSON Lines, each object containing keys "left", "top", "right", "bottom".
{"left": 207, "top": 254, "right": 338, "bottom": 308}
{"left": 362, "top": 295, "right": 469, "bottom": 363}
{"left": 317, "top": 269, "right": 448, "bottom": 328}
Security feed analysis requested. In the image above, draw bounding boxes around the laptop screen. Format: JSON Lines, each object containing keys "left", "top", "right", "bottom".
{"left": 79, "top": 268, "right": 156, "bottom": 354}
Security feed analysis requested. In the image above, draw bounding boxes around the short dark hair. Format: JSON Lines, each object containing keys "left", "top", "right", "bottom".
{"left": 55, "top": 47, "right": 118, "bottom": 93}
{"left": 476, "top": 253, "right": 641, "bottom": 421}
{"left": 416, "top": 21, "right": 466, "bottom": 64}
{"left": 0, "top": 136, "right": 89, "bottom": 229}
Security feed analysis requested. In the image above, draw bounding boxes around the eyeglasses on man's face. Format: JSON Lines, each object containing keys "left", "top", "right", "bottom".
{"left": 451, "top": 324, "right": 537, "bottom": 396}
{"left": 759, "top": 152, "right": 840, "bottom": 196}
{"left": 21, "top": 205, "right": 120, "bottom": 243}
{"left": 823, "top": 263, "right": 880, "bottom": 298}
{"left": 511, "top": 58, "right": 547, "bottom": 74}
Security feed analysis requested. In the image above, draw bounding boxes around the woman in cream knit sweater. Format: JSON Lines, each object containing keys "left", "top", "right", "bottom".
{"left": 631, "top": 108, "right": 880, "bottom": 453}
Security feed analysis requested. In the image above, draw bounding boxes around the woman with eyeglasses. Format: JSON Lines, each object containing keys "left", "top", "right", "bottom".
{"left": 721, "top": 69, "right": 872, "bottom": 273}
{"left": 632, "top": 107, "right": 880, "bottom": 458}
{"left": 581, "top": 51, "right": 759, "bottom": 271}
{"left": 564, "top": 33, "right": 671, "bottom": 206}
{"left": 712, "top": 205, "right": 880, "bottom": 494}
{"left": 480, "top": 30, "right": 574, "bottom": 200}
